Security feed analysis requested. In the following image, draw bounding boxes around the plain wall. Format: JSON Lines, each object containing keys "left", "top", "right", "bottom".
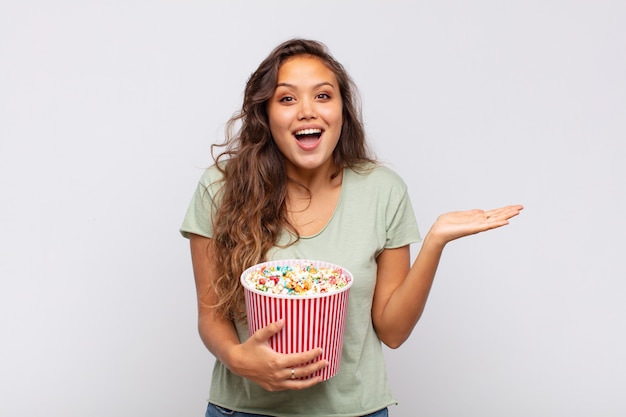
{"left": 1, "top": 1, "right": 624, "bottom": 416}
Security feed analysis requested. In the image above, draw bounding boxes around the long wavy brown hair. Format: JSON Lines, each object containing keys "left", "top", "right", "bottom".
{"left": 208, "top": 39, "right": 376, "bottom": 319}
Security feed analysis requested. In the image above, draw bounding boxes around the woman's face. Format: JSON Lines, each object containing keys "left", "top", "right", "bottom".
{"left": 267, "top": 55, "right": 343, "bottom": 178}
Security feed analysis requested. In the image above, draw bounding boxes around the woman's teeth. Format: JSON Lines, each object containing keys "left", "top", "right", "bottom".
{"left": 295, "top": 128, "right": 322, "bottom": 137}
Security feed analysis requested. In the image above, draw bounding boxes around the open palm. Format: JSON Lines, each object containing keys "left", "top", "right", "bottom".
{"left": 429, "top": 204, "right": 524, "bottom": 245}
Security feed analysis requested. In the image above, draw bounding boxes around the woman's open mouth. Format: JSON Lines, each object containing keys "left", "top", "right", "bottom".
{"left": 294, "top": 128, "right": 323, "bottom": 145}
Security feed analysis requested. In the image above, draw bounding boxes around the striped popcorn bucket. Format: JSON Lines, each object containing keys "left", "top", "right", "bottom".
{"left": 241, "top": 259, "right": 353, "bottom": 381}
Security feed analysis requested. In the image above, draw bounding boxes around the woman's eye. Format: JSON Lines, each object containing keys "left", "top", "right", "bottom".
{"left": 317, "top": 93, "right": 331, "bottom": 100}
{"left": 279, "top": 96, "right": 294, "bottom": 103}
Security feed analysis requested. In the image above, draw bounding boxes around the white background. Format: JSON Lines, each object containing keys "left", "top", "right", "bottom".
{"left": 1, "top": 1, "right": 625, "bottom": 416}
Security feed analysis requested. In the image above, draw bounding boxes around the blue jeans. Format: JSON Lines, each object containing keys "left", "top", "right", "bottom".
{"left": 205, "top": 402, "right": 389, "bottom": 417}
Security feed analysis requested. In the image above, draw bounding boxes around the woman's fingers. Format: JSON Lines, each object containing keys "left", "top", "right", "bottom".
{"left": 278, "top": 353, "right": 328, "bottom": 390}
{"left": 252, "top": 321, "right": 325, "bottom": 367}
{"left": 430, "top": 204, "right": 523, "bottom": 244}
{"left": 244, "top": 321, "right": 328, "bottom": 391}
{"left": 485, "top": 204, "right": 524, "bottom": 221}
{"left": 250, "top": 319, "right": 285, "bottom": 343}
{"left": 482, "top": 205, "right": 524, "bottom": 229}
{"left": 284, "top": 347, "right": 325, "bottom": 368}
{"left": 286, "top": 356, "right": 328, "bottom": 379}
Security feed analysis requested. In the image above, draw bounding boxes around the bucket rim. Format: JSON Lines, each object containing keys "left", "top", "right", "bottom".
{"left": 240, "top": 259, "right": 353, "bottom": 300}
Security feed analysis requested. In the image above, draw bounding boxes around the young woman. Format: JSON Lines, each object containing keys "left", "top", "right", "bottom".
{"left": 181, "top": 39, "right": 522, "bottom": 417}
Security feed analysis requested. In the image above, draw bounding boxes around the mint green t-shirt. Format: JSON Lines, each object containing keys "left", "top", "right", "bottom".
{"left": 181, "top": 163, "right": 421, "bottom": 416}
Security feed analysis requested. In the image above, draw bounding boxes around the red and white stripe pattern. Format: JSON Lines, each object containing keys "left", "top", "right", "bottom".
{"left": 242, "top": 260, "right": 353, "bottom": 381}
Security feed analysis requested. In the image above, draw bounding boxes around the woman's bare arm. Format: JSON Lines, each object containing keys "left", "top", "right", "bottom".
{"left": 189, "top": 233, "right": 327, "bottom": 391}
{"left": 372, "top": 205, "right": 523, "bottom": 348}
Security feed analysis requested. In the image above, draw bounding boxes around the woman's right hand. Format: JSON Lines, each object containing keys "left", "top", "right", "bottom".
{"left": 189, "top": 235, "right": 326, "bottom": 391}
{"left": 225, "top": 320, "right": 328, "bottom": 391}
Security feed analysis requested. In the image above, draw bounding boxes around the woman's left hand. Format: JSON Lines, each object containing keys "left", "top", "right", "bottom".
{"left": 428, "top": 204, "right": 524, "bottom": 246}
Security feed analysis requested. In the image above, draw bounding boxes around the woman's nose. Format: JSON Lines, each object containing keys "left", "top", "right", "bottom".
{"left": 297, "top": 98, "right": 316, "bottom": 120}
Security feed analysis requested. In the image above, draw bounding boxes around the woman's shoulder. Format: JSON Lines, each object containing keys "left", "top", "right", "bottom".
{"left": 197, "top": 160, "right": 227, "bottom": 185}
{"left": 191, "top": 162, "right": 229, "bottom": 201}
{"left": 347, "top": 162, "right": 407, "bottom": 188}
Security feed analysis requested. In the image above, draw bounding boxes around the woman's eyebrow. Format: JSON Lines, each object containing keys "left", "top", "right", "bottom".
{"left": 276, "top": 81, "right": 336, "bottom": 89}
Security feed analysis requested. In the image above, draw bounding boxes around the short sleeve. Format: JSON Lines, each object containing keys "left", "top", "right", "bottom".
{"left": 362, "top": 166, "right": 421, "bottom": 250}
{"left": 180, "top": 165, "right": 224, "bottom": 239}
{"left": 384, "top": 184, "right": 421, "bottom": 249}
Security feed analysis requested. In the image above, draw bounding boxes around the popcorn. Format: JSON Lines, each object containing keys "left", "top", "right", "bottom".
{"left": 240, "top": 259, "right": 354, "bottom": 380}
{"left": 242, "top": 261, "right": 351, "bottom": 296}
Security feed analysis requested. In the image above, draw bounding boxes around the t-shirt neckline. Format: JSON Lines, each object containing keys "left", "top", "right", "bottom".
{"left": 299, "top": 167, "right": 347, "bottom": 240}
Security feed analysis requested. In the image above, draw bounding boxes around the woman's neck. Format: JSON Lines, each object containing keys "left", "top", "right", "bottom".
{"left": 285, "top": 166, "right": 343, "bottom": 236}
{"left": 287, "top": 164, "right": 341, "bottom": 193}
